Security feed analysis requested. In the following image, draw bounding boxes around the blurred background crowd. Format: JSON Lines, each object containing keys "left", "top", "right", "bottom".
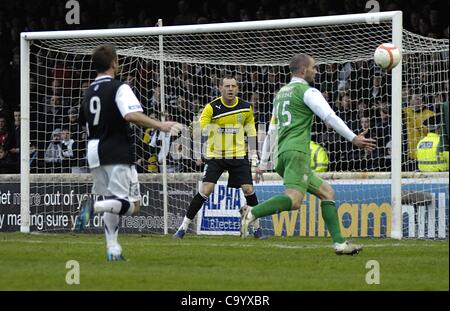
{"left": 0, "top": 0, "right": 448, "bottom": 174}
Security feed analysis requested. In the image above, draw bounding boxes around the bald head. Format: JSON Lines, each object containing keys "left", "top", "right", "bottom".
{"left": 289, "top": 54, "right": 313, "bottom": 74}
{"left": 289, "top": 54, "right": 316, "bottom": 84}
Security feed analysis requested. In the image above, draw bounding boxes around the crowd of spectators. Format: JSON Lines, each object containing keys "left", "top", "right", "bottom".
{"left": 0, "top": 0, "right": 448, "bottom": 174}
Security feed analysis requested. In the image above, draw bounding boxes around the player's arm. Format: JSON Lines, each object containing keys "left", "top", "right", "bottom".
{"left": 244, "top": 105, "right": 258, "bottom": 164}
{"left": 260, "top": 109, "right": 277, "bottom": 167}
{"left": 303, "top": 88, "right": 376, "bottom": 151}
{"left": 199, "top": 104, "right": 213, "bottom": 146}
{"left": 125, "top": 112, "right": 180, "bottom": 134}
{"left": 197, "top": 104, "right": 214, "bottom": 162}
{"left": 255, "top": 108, "right": 277, "bottom": 183}
{"left": 117, "top": 84, "right": 181, "bottom": 135}
{"left": 199, "top": 103, "right": 213, "bottom": 133}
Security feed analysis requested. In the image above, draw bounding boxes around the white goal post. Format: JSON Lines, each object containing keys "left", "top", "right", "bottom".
{"left": 18, "top": 11, "right": 448, "bottom": 239}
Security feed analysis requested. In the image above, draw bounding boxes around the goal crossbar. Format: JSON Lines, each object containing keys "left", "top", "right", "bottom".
{"left": 21, "top": 11, "right": 401, "bottom": 40}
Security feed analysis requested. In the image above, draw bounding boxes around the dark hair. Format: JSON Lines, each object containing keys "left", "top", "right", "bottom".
{"left": 289, "top": 54, "right": 312, "bottom": 74}
{"left": 92, "top": 44, "right": 117, "bottom": 73}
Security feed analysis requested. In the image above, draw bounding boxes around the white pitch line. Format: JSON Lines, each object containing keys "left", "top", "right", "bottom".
{"left": 0, "top": 239, "right": 104, "bottom": 245}
{"left": 0, "top": 239, "right": 445, "bottom": 250}
{"left": 270, "top": 243, "right": 410, "bottom": 249}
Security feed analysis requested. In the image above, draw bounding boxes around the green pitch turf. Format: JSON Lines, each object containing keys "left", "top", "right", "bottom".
{"left": 0, "top": 233, "right": 447, "bottom": 290}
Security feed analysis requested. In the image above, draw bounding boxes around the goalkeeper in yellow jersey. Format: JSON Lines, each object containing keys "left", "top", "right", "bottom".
{"left": 244, "top": 54, "right": 376, "bottom": 255}
{"left": 173, "top": 76, "right": 264, "bottom": 239}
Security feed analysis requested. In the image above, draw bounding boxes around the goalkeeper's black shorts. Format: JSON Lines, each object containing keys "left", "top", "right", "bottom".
{"left": 202, "top": 158, "right": 253, "bottom": 188}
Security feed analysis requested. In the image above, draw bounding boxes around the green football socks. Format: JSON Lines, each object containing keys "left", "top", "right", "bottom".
{"left": 321, "top": 200, "right": 345, "bottom": 243}
{"left": 251, "top": 195, "right": 292, "bottom": 219}
{"left": 250, "top": 196, "right": 345, "bottom": 244}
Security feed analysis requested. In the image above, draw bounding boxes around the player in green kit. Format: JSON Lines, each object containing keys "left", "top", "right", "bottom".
{"left": 240, "top": 54, "right": 376, "bottom": 255}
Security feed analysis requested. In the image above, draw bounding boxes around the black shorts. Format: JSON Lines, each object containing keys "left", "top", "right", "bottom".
{"left": 202, "top": 158, "right": 253, "bottom": 188}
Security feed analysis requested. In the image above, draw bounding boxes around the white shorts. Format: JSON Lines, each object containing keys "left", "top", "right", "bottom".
{"left": 91, "top": 164, "right": 141, "bottom": 203}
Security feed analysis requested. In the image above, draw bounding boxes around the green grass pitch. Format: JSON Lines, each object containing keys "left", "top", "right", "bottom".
{"left": 0, "top": 233, "right": 448, "bottom": 290}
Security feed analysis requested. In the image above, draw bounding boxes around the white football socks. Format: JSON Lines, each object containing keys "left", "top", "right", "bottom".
{"left": 103, "top": 212, "right": 121, "bottom": 255}
{"left": 253, "top": 218, "right": 260, "bottom": 230}
{"left": 247, "top": 206, "right": 256, "bottom": 222}
{"left": 179, "top": 216, "right": 191, "bottom": 231}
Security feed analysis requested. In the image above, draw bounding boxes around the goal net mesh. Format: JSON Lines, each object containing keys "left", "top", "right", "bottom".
{"left": 24, "top": 20, "right": 448, "bottom": 238}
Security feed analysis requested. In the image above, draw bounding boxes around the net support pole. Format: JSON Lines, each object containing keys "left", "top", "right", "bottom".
{"left": 158, "top": 19, "right": 169, "bottom": 235}
{"left": 390, "top": 11, "right": 403, "bottom": 240}
{"left": 20, "top": 35, "right": 31, "bottom": 233}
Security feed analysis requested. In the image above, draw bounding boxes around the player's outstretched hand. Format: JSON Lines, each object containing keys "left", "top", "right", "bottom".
{"left": 352, "top": 129, "right": 377, "bottom": 152}
{"left": 160, "top": 121, "right": 182, "bottom": 136}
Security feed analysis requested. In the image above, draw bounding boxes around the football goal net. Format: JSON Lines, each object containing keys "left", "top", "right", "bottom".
{"left": 17, "top": 11, "right": 448, "bottom": 239}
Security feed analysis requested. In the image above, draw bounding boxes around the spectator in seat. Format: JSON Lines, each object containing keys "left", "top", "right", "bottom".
{"left": 381, "top": 140, "right": 392, "bottom": 171}
{"left": 150, "top": 113, "right": 183, "bottom": 173}
{"left": 0, "top": 144, "right": 19, "bottom": 174}
{"left": 370, "top": 74, "right": 383, "bottom": 104}
{"left": 44, "top": 95, "right": 69, "bottom": 132}
{"left": 337, "top": 62, "right": 352, "bottom": 92}
{"left": 402, "top": 87, "right": 410, "bottom": 107}
{"left": 68, "top": 106, "right": 87, "bottom": 172}
{"left": 332, "top": 93, "right": 357, "bottom": 170}
{"left": 208, "top": 74, "right": 221, "bottom": 100}
{"left": 356, "top": 100, "right": 369, "bottom": 120}
{"left": 30, "top": 143, "right": 38, "bottom": 173}
{"left": 149, "top": 85, "right": 160, "bottom": 111}
{"left": 251, "top": 91, "right": 267, "bottom": 125}
{"left": 61, "top": 127, "right": 74, "bottom": 160}
{"left": 51, "top": 79, "right": 63, "bottom": 97}
{"left": 124, "top": 74, "right": 143, "bottom": 102}
{"left": 80, "top": 81, "right": 90, "bottom": 97}
{"left": 376, "top": 106, "right": 392, "bottom": 164}
{"left": 142, "top": 127, "right": 159, "bottom": 173}
{"left": 8, "top": 110, "right": 20, "bottom": 161}
{"left": 0, "top": 115, "right": 13, "bottom": 151}
{"left": 352, "top": 114, "right": 377, "bottom": 171}
{"left": 44, "top": 128, "right": 64, "bottom": 171}
{"left": 335, "top": 93, "right": 357, "bottom": 129}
